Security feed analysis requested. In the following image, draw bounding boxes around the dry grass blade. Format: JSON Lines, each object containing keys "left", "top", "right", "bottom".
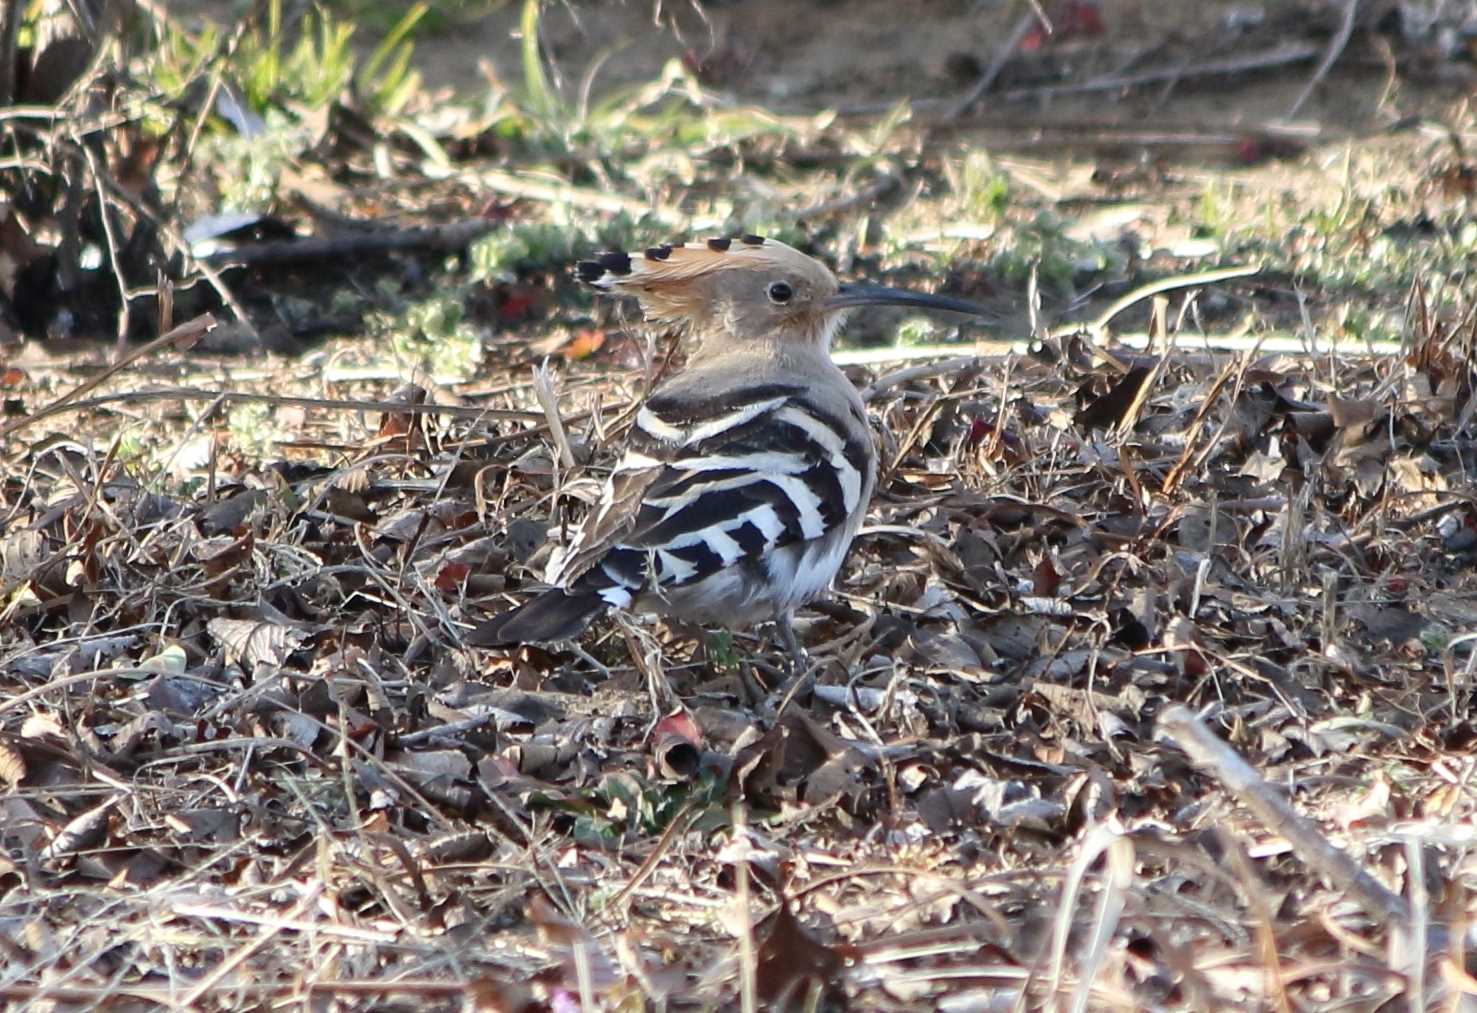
{"left": 531, "top": 360, "right": 576, "bottom": 470}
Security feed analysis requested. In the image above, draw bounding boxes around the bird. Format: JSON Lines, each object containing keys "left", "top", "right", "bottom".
{"left": 472, "top": 234, "right": 985, "bottom": 665}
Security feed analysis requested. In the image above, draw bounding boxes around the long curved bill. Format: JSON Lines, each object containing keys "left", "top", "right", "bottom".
{"left": 825, "top": 283, "right": 987, "bottom": 316}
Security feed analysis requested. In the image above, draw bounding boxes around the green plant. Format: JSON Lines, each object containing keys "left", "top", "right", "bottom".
{"left": 232, "top": 0, "right": 356, "bottom": 114}
{"left": 469, "top": 223, "right": 583, "bottom": 284}
{"left": 956, "top": 150, "right": 1011, "bottom": 220}
{"left": 225, "top": 402, "right": 280, "bottom": 458}
{"left": 1193, "top": 181, "right": 1232, "bottom": 241}
{"left": 895, "top": 317, "right": 942, "bottom": 346}
{"left": 990, "top": 213, "right": 1112, "bottom": 296}
{"left": 705, "top": 630, "right": 737, "bottom": 670}
{"left": 149, "top": 1, "right": 423, "bottom": 123}
{"left": 354, "top": 3, "right": 428, "bottom": 116}
{"left": 147, "top": 19, "right": 223, "bottom": 99}
{"left": 388, "top": 293, "right": 483, "bottom": 382}
{"left": 205, "top": 111, "right": 306, "bottom": 209}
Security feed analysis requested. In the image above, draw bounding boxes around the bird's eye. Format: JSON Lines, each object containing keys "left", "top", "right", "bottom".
{"left": 767, "top": 281, "right": 794, "bottom": 305}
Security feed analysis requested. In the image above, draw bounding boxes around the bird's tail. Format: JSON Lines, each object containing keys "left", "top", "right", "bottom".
{"left": 468, "top": 589, "right": 609, "bottom": 646}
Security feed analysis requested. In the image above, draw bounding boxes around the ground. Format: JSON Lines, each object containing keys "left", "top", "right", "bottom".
{"left": 2, "top": 0, "right": 1477, "bottom": 1009}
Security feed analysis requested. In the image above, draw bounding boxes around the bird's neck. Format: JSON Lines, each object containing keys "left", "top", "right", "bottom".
{"left": 687, "top": 328, "right": 835, "bottom": 372}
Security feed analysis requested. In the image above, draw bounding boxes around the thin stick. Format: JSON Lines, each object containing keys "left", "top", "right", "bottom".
{"left": 1058, "top": 263, "right": 1261, "bottom": 339}
{"left": 859, "top": 355, "right": 981, "bottom": 402}
{"left": 79, "top": 146, "right": 131, "bottom": 347}
{"left": 1156, "top": 705, "right": 1409, "bottom": 926}
{"left": 733, "top": 802, "right": 759, "bottom": 1013}
{"left": 0, "top": 314, "right": 214, "bottom": 442}
{"left": 78, "top": 145, "right": 260, "bottom": 341}
{"left": 1286, "top": 0, "right": 1360, "bottom": 118}
{"left": 175, "top": 889, "right": 320, "bottom": 1008}
{"left": 1160, "top": 348, "right": 1254, "bottom": 496}
{"left": 602, "top": 801, "right": 701, "bottom": 920}
{"left": 783, "top": 172, "right": 900, "bottom": 223}
{"left": 840, "top": 42, "right": 1322, "bottom": 119}
{"left": 472, "top": 167, "right": 723, "bottom": 230}
{"left": 4, "top": 383, "right": 550, "bottom": 441}
{"left": 1001, "top": 42, "right": 1322, "bottom": 104}
{"left": 0, "top": 981, "right": 479, "bottom": 1002}
{"left": 198, "top": 219, "right": 498, "bottom": 267}
{"left": 945, "top": 10, "right": 1041, "bottom": 121}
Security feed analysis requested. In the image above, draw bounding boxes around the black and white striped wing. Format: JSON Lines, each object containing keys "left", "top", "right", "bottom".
{"left": 553, "top": 383, "right": 872, "bottom": 608}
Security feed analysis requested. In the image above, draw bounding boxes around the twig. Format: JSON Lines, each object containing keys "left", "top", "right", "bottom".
{"left": 1055, "top": 264, "right": 1261, "bottom": 339}
{"left": 0, "top": 105, "right": 69, "bottom": 123}
{"left": 0, "top": 666, "right": 223, "bottom": 720}
{"left": 1220, "top": 830, "right": 1294, "bottom": 1012}
{"left": 0, "top": 314, "right": 214, "bottom": 442}
{"left": 1286, "top": 0, "right": 1360, "bottom": 118}
{"left": 198, "top": 220, "right": 499, "bottom": 267}
{"left": 1156, "top": 705, "right": 1409, "bottom": 926}
{"left": 1071, "top": 830, "right": 1133, "bottom": 1013}
{"left": 1160, "top": 347, "right": 1257, "bottom": 496}
{"left": 782, "top": 173, "right": 900, "bottom": 223}
{"left": 859, "top": 355, "right": 982, "bottom": 402}
{"left": 394, "top": 710, "right": 502, "bottom": 746}
{"left": 834, "top": 340, "right": 1017, "bottom": 367}
{"left": 79, "top": 145, "right": 131, "bottom": 347}
{"left": 171, "top": 898, "right": 394, "bottom": 944}
{"left": 835, "top": 328, "right": 1412, "bottom": 367}
{"left": 1000, "top": 42, "right": 1322, "bottom": 103}
{"left": 601, "top": 801, "right": 701, "bottom": 921}
{"left": 176, "top": 888, "right": 321, "bottom": 1007}
{"left": 945, "top": 10, "right": 1042, "bottom": 121}
{"left": 472, "top": 168, "right": 723, "bottom": 231}
{"left": 64, "top": 137, "right": 257, "bottom": 339}
{"left": 3, "top": 382, "right": 548, "bottom": 441}
{"left": 0, "top": 981, "right": 476, "bottom": 1002}
{"left": 733, "top": 802, "right": 759, "bottom": 1013}
{"left": 0, "top": 0, "right": 21, "bottom": 108}
{"left": 839, "top": 42, "right": 1323, "bottom": 119}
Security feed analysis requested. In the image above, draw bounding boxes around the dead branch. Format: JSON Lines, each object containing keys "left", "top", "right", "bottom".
{"left": 1156, "top": 705, "right": 1409, "bottom": 927}
{"left": 198, "top": 219, "right": 500, "bottom": 267}
{"left": 1287, "top": 0, "right": 1360, "bottom": 118}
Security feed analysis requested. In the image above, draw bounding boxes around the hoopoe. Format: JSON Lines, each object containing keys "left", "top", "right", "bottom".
{"left": 474, "top": 235, "right": 984, "bottom": 663}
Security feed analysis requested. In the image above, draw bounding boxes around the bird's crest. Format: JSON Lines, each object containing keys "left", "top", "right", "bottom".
{"left": 575, "top": 235, "right": 839, "bottom": 332}
{"left": 577, "top": 234, "right": 816, "bottom": 290}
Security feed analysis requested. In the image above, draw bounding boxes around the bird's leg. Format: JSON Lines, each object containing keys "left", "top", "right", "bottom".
{"left": 762, "top": 609, "right": 818, "bottom": 718}
{"left": 775, "top": 610, "right": 808, "bottom": 676}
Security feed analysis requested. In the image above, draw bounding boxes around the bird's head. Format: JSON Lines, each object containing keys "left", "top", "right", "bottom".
{"left": 577, "top": 235, "right": 984, "bottom": 353}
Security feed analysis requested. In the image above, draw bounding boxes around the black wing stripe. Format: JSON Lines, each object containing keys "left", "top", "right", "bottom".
{"left": 800, "top": 462, "right": 847, "bottom": 527}
{"left": 598, "top": 549, "right": 645, "bottom": 589}
{"left": 634, "top": 486, "right": 756, "bottom": 548}
{"left": 667, "top": 539, "right": 724, "bottom": 580}
{"left": 730, "top": 519, "right": 769, "bottom": 557}
{"left": 643, "top": 383, "right": 806, "bottom": 427}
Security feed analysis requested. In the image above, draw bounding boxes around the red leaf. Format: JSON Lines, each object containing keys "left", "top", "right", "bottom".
{"left": 1033, "top": 556, "right": 1061, "bottom": 596}
{"left": 435, "top": 561, "right": 471, "bottom": 593}
{"left": 1067, "top": 2, "right": 1105, "bottom": 36}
